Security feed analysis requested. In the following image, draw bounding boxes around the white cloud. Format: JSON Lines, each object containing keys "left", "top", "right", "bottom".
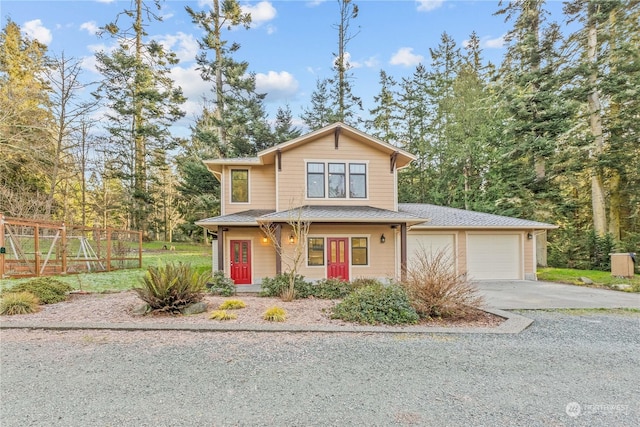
{"left": 96, "top": 0, "right": 116, "bottom": 3}
{"left": 266, "top": 25, "right": 277, "bottom": 35}
{"left": 307, "top": 0, "right": 327, "bottom": 7}
{"left": 416, "top": 0, "right": 445, "bottom": 12}
{"left": 154, "top": 32, "right": 199, "bottom": 63}
{"left": 364, "top": 56, "right": 380, "bottom": 68}
{"left": 170, "top": 64, "right": 211, "bottom": 118}
{"left": 484, "top": 34, "right": 506, "bottom": 49}
{"left": 255, "top": 71, "right": 299, "bottom": 101}
{"left": 80, "top": 21, "right": 99, "bottom": 35}
{"left": 22, "top": 19, "right": 52, "bottom": 45}
{"left": 242, "top": 1, "right": 277, "bottom": 27}
{"left": 389, "top": 47, "right": 424, "bottom": 67}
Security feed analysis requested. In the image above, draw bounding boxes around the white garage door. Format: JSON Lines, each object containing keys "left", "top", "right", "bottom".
{"left": 467, "top": 234, "right": 521, "bottom": 280}
{"left": 406, "top": 233, "right": 455, "bottom": 270}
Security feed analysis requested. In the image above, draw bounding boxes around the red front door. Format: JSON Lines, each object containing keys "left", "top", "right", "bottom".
{"left": 230, "top": 240, "right": 251, "bottom": 285}
{"left": 327, "top": 238, "right": 349, "bottom": 280}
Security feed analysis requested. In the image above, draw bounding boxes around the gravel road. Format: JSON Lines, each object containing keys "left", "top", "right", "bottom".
{"left": 1, "top": 310, "right": 638, "bottom": 426}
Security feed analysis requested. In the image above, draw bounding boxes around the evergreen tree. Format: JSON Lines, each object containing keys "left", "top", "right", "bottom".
{"left": 0, "top": 19, "right": 53, "bottom": 216}
{"left": 301, "top": 78, "right": 337, "bottom": 130}
{"left": 366, "top": 70, "right": 400, "bottom": 144}
{"left": 273, "top": 105, "right": 302, "bottom": 143}
{"left": 94, "top": 0, "right": 186, "bottom": 235}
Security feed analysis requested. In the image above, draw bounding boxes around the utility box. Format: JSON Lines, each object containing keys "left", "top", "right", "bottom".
{"left": 610, "top": 253, "right": 636, "bottom": 278}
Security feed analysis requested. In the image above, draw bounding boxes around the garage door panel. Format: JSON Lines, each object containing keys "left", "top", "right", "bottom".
{"left": 407, "top": 233, "right": 455, "bottom": 270}
{"left": 467, "top": 234, "right": 521, "bottom": 280}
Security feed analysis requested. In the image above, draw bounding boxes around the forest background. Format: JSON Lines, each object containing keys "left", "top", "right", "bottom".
{"left": 1, "top": 0, "right": 638, "bottom": 271}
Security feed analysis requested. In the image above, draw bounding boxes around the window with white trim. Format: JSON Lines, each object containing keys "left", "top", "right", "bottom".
{"left": 231, "top": 169, "right": 249, "bottom": 203}
{"left": 306, "top": 161, "right": 367, "bottom": 199}
{"left": 351, "top": 237, "right": 368, "bottom": 265}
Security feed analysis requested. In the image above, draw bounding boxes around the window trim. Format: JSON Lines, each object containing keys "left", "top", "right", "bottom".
{"left": 349, "top": 163, "right": 367, "bottom": 198}
{"left": 307, "top": 237, "right": 325, "bottom": 267}
{"left": 328, "top": 162, "right": 346, "bottom": 199}
{"left": 230, "top": 168, "right": 250, "bottom": 204}
{"left": 306, "top": 162, "right": 326, "bottom": 199}
{"left": 351, "top": 237, "right": 368, "bottom": 266}
{"left": 304, "top": 160, "right": 369, "bottom": 201}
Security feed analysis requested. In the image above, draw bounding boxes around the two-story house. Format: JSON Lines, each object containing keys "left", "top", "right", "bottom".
{"left": 196, "top": 122, "right": 556, "bottom": 285}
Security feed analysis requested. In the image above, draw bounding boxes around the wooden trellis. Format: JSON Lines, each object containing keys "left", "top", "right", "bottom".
{"left": 0, "top": 214, "right": 142, "bottom": 278}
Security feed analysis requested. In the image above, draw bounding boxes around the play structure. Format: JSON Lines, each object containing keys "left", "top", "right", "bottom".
{"left": 0, "top": 214, "right": 142, "bottom": 278}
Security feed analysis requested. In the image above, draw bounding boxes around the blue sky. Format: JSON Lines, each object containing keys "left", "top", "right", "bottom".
{"left": 2, "top": 0, "right": 568, "bottom": 136}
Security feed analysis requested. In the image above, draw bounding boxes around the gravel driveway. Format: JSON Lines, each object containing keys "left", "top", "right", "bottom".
{"left": 1, "top": 310, "right": 638, "bottom": 426}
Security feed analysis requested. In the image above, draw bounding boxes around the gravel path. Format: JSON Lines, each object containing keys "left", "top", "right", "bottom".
{"left": 1, "top": 310, "right": 638, "bottom": 426}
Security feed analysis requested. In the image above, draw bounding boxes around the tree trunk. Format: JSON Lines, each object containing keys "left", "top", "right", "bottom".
{"left": 587, "top": 3, "right": 608, "bottom": 236}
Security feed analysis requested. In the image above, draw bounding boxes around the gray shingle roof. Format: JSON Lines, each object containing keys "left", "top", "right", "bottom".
{"left": 258, "top": 205, "right": 427, "bottom": 224}
{"left": 195, "top": 210, "right": 275, "bottom": 227}
{"left": 399, "top": 203, "right": 557, "bottom": 229}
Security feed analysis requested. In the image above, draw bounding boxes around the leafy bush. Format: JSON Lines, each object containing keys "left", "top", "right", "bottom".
{"left": 259, "top": 274, "right": 312, "bottom": 299}
{"left": 331, "top": 283, "right": 419, "bottom": 325}
{"left": 349, "top": 277, "right": 384, "bottom": 289}
{"left": 309, "top": 278, "right": 353, "bottom": 299}
{"left": 218, "top": 299, "right": 246, "bottom": 310}
{"left": 209, "top": 310, "right": 237, "bottom": 320}
{"left": 401, "top": 249, "right": 483, "bottom": 319}
{"left": 3, "top": 278, "right": 73, "bottom": 304}
{"left": 1, "top": 292, "right": 40, "bottom": 315}
{"left": 206, "top": 271, "right": 236, "bottom": 297}
{"left": 133, "top": 262, "right": 209, "bottom": 314}
{"left": 263, "top": 306, "right": 287, "bottom": 322}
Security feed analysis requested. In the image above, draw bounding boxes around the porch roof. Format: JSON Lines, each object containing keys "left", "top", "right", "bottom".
{"left": 257, "top": 205, "right": 428, "bottom": 225}
{"left": 195, "top": 209, "right": 275, "bottom": 229}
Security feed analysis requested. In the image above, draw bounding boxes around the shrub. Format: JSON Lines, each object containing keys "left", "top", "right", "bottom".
{"left": 331, "top": 283, "right": 419, "bottom": 325}
{"left": 401, "top": 249, "right": 483, "bottom": 319}
{"left": 349, "top": 277, "right": 384, "bottom": 290}
{"left": 133, "top": 262, "right": 209, "bottom": 314}
{"left": 259, "top": 274, "right": 312, "bottom": 299}
{"left": 209, "top": 310, "right": 237, "bottom": 321}
{"left": 263, "top": 306, "right": 287, "bottom": 322}
{"left": 206, "top": 271, "right": 236, "bottom": 297}
{"left": 1, "top": 292, "right": 41, "bottom": 315}
{"left": 3, "top": 278, "right": 73, "bottom": 304}
{"left": 309, "top": 278, "right": 353, "bottom": 299}
{"left": 218, "top": 299, "right": 246, "bottom": 310}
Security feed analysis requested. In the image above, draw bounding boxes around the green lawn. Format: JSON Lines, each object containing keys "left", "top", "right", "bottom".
{"left": 537, "top": 267, "right": 640, "bottom": 292}
{"left": 0, "top": 242, "right": 212, "bottom": 293}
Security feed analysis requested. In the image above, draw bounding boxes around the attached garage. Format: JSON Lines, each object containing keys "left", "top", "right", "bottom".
{"left": 406, "top": 232, "right": 456, "bottom": 270}
{"left": 466, "top": 233, "right": 522, "bottom": 280}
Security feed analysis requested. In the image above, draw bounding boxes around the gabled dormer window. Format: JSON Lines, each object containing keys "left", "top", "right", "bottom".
{"left": 231, "top": 169, "right": 249, "bottom": 203}
{"left": 306, "top": 161, "right": 367, "bottom": 199}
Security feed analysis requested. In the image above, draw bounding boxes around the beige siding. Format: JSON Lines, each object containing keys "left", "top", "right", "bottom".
{"left": 279, "top": 224, "right": 396, "bottom": 281}
{"left": 222, "top": 227, "right": 275, "bottom": 284}
{"left": 277, "top": 133, "right": 396, "bottom": 211}
{"left": 524, "top": 230, "right": 535, "bottom": 278}
{"left": 223, "top": 165, "right": 276, "bottom": 215}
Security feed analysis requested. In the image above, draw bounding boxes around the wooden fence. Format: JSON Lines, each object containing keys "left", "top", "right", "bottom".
{"left": 0, "top": 214, "right": 142, "bottom": 278}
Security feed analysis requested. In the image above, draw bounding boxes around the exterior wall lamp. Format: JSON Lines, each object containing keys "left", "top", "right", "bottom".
{"left": 380, "top": 234, "right": 386, "bottom": 244}
{"left": 289, "top": 234, "right": 295, "bottom": 244}
{"left": 527, "top": 232, "right": 533, "bottom": 240}
{"left": 262, "top": 236, "right": 268, "bottom": 243}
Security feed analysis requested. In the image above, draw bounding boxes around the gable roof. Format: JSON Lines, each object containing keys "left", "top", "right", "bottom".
{"left": 202, "top": 122, "right": 416, "bottom": 178}
{"left": 399, "top": 203, "right": 557, "bottom": 230}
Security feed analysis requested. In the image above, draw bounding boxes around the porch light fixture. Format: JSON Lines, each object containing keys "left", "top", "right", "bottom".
{"left": 527, "top": 233, "right": 533, "bottom": 240}
{"left": 262, "top": 236, "right": 268, "bottom": 243}
{"left": 380, "top": 234, "right": 386, "bottom": 244}
{"left": 289, "top": 234, "right": 295, "bottom": 244}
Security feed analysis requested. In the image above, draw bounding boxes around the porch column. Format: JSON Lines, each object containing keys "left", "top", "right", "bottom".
{"left": 400, "top": 223, "right": 407, "bottom": 281}
{"left": 217, "top": 228, "right": 224, "bottom": 272}
{"left": 275, "top": 224, "right": 282, "bottom": 275}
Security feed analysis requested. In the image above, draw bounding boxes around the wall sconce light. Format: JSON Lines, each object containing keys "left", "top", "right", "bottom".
{"left": 262, "top": 236, "right": 268, "bottom": 243}
{"left": 527, "top": 232, "right": 533, "bottom": 240}
{"left": 380, "top": 234, "right": 386, "bottom": 244}
{"left": 289, "top": 234, "right": 295, "bottom": 244}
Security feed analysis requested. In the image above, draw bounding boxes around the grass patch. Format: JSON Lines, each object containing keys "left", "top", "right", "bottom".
{"left": 538, "top": 267, "right": 639, "bottom": 292}
{"left": 0, "top": 243, "right": 211, "bottom": 293}
{"left": 530, "top": 308, "right": 640, "bottom": 316}
{"left": 209, "top": 310, "right": 238, "bottom": 321}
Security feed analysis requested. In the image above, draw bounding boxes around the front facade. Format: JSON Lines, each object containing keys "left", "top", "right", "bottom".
{"left": 196, "top": 123, "right": 556, "bottom": 284}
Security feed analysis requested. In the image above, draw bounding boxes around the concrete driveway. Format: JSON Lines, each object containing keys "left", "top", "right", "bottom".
{"left": 474, "top": 280, "right": 640, "bottom": 310}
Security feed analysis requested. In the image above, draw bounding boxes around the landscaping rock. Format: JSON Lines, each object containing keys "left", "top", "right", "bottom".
{"left": 579, "top": 277, "right": 594, "bottom": 284}
{"left": 613, "top": 284, "right": 632, "bottom": 291}
{"left": 181, "top": 301, "right": 208, "bottom": 315}
{"left": 131, "top": 304, "right": 151, "bottom": 316}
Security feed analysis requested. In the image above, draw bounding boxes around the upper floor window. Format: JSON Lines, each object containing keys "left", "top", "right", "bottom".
{"left": 231, "top": 169, "right": 249, "bottom": 203}
{"left": 349, "top": 163, "right": 366, "bottom": 198}
{"left": 307, "top": 163, "right": 325, "bottom": 198}
{"left": 306, "top": 161, "right": 367, "bottom": 199}
{"left": 328, "top": 163, "right": 346, "bottom": 198}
